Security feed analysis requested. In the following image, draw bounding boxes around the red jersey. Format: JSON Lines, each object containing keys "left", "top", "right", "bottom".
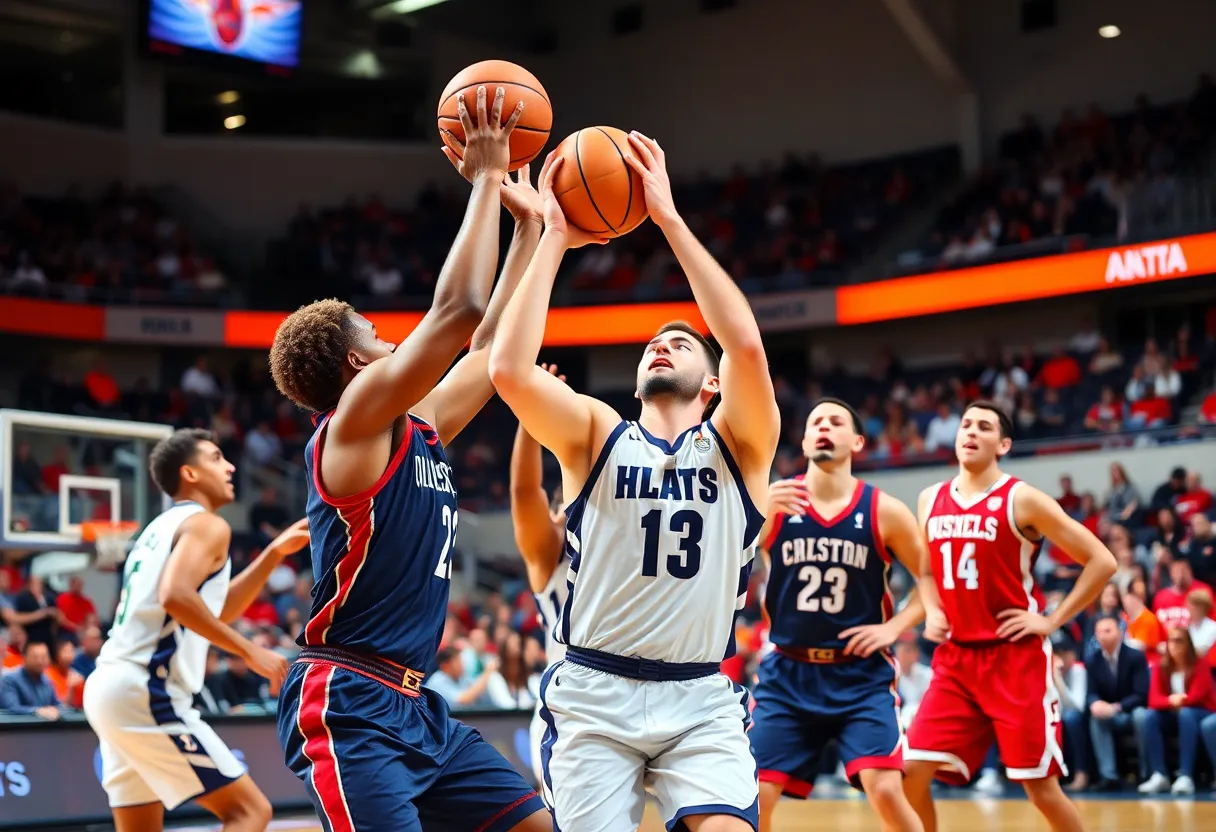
{"left": 925, "top": 474, "right": 1043, "bottom": 644}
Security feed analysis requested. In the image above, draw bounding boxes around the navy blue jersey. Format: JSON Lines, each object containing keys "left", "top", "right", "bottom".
{"left": 761, "top": 479, "right": 893, "bottom": 651}
{"left": 300, "top": 411, "right": 458, "bottom": 670}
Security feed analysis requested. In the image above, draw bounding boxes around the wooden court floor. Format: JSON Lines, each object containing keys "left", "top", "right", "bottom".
{"left": 201, "top": 796, "right": 1216, "bottom": 832}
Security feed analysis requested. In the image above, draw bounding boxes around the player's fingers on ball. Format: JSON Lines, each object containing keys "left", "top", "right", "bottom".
{"left": 627, "top": 132, "right": 657, "bottom": 167}
{"left": 441, "top": 147, "right": 461, "bottom": 168}
{"left": 441, "top": 129, "right": 465, "bottom": 154}
{"left": 503, "top": 100, "right": 524, "bottom": 134}
{"left": 456, "top": 96, "right": 475, "bottom": 136}
{"left": 474, "top": 85, "right": 488, "bottom": 127}
{"left": 517, "top": 163, "right": 530, "bottom": 184}
{"left": 490, "top": 86, "right": 505, "bottom": 125}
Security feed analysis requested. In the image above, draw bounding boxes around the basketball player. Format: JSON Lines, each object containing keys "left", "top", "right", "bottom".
{"left": 507, "top": 363, "right": 568, "bottom": 799}
{"left": 269, "top": 86, "right": 551, "bottom": 832}
{"left": 83, "top": 428, "right": 309, "bottom": 832}
{"left": 488, "top": 134, "right": 778, "bottom": 832}
{"left": 751, "top": 399, "right": 925, "bottom": 832}
{"left": 902, "top": 401, "right": 1117, "bottom": 832}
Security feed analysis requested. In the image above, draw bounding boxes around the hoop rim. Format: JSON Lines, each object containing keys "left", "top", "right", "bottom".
{"left": 80, "top": 520, "right": 140, "bottom": 542}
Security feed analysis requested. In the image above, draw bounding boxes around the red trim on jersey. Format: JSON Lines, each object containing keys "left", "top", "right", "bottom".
{"left": 870, "top": 488, "right": 891, "bottom": 565}
{"left": 762, "top": 512, "right": 786, "bottom": 551}
{"left": 473, "top": 792, "right": 541, "bottom": 832}
{"left": 844, "top": 753, "right": 904, "bottom": 784}
{"left": 806, "top": 478, "right": 865, "bottom": 527}
{"left": 758, "top": 769, "right": 814, "bottom": 799}
{"left": 297, "top": 664, "right": 355, "bottom": 832}
{"left": 304, "top": 499, "right": 375, "bottom": 645}
{"left": 311, "top": 414, "right": 412, "bottom": 509}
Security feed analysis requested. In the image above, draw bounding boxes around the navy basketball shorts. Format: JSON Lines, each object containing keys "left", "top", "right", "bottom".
{"left": 278, "top": 660, "right": 545, "bottom": 832}
{"left": 749, "top": 650, "right": 904, "bottom": 797}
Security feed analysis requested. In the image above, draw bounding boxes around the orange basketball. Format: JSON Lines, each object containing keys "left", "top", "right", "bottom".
{"left": 551, "top": 127, "right": 649, "bottom": 237}
{"left": 437, "top": 60, "right": 551, "bottom": 173}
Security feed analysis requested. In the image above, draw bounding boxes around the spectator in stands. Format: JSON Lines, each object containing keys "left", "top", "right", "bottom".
{"left": 239, "top": 588, "right": 279, "bottom": 629}
{"left": 1151, "top": 467, "right": 1189, "bottom": 514}
{"left": 923, "top": 401, "right": 960, "bottom": 452}
{"left": 1086, "top": 614, "right": 1148, "bottom": 792}
{"left": 212, "top": 653, "right": 267, "bottom": 710}
{"left": 1125, "top": 365, "right": 1149, "bottom": 403}
{"left": 1055, "top": 643, "right": 1089, "bottom": 791}
{"left": 1183, "top": 513, "right": 1216, "bottom": 585}
{"left": 1122, "top": 589, "right": 1166, "bottom": 656}
{"left": 1199, "top": 388, "right": 1216, "bottom": 423}
{"left": 1038, "top": 387, "right": 1068, "bottom": 435}
{"left": 1104, "top": 463, "right": 1142, "bottom": 529}
{"left": 0, "top": 570, "right": 14, "bottom": 627}
{"left": 180, "top": 356, "right": 221, "bottom": 399}
{"left": 277, "top": 575, "right": 313, "bottom": 625}
{"left": 1155, "top": 559, "right": 1213, "bottom": 631}
{"left": 1139, "top": 628, "right": 1216, "bottom": 795}
{"left": 895, "top": 636, "right": 931, "bottom": 730}
{"left": 1127, "top": 382, "right": 1172, "bottom": 429}
{"left": 83, "top": 358, "right": 121, "bottom": 412}
{"left": 425, "top": 645, "right": 495, "bottom": 711}
{"left": 244, "top": 421, "right": 283, "bottom": 471}
{"left": 249, "top": 486, "right": 288, "bottom": 549}
{"left": 1151, "top": 508, "right": 1185, "bottom": 565}
{"left": 1188, "top": 591, "right": 1216, "bottom": 659}
{"left": 0, "top": 641, "right": 61, "bottom": 719}
{"left": 2, "top": 624, "right": 26, "bottom": 672}
{"left": 40, "top": 446, "right": 70, "bottom": 494}
{"left": 197, "top": 649, "right": 227, "bottom": 713}
{"left": 71, "top": 625, "right": 102, "bottom": 679}
{"left": 1088, "top": 337, "right": 1124, "bottom": 377}
{"left": 1174, "top": 473, "right": 1213, "bottom": 525}
{"left": 1085, "top": 387, "right": 1124, "bottom": 433}
{"left": 1037, "top": 345, "right": 1082, "bottom": 389}
{"left": 483, "top": 631, "right": 535, "bottom": 710}
{"left": 1058, "top": 475, "right": 1081, "bottom": 515}
{"left": 11, "top": 441, "right": 44, "bottom": 496}
{"left": 44, "top": 638, "right": 83, "bottom": 708}
{"left": 55, "top": 575, "right": 96, "bottom": 640}
{"left": 12, "top": 575, "right": 59, "bottom": 649}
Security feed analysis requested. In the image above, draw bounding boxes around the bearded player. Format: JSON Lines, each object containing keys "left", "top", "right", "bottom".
{"left": 489, "top": 134, "right": 777, "bottom": 832}
{"left": 752, "top": 399, "right": 925, "bottom": 832}
{"left": 269, "top": 87, "right": 551, "bottom": 832}
{"left": 902, "top": 402, "right": 1116, "bottom": 832}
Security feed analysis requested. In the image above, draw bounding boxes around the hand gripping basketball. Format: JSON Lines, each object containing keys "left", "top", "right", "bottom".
{"left": 538, "top": 151, "right": 610, "bottom": 249}
{"left": 440, "top": 85, "right": 524, "bottom": 182}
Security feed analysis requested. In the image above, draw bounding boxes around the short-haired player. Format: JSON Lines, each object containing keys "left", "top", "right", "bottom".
{"left": 83, "top": 429, "right": 309, "bottom": 832}
{"left": 508, "top": 363, "right": 569, "bottom": 799}
{"left": 269, "top": 86, "right": 551, "bottom": 832}
{"left": 752, "top": 399, "right": 925, "bottom": 832}
{"left": 489, "top": 134, "right": 778, "bottom": 832}
{"left": 902, "top": 402, "right": 1117, "bottom": 832}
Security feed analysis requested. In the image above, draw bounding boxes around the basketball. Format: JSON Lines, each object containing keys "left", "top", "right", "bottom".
{"left": 437, "top": 59, "right": 552, "bottom": 172}
{"left": 551, "top": 126, "right": 649, "bottom": 237}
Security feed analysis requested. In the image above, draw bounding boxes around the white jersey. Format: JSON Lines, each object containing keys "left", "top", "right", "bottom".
{"left": 557, "top": 420, "right": 763, "bottom": 664}
{"left": 98, "top": 501, "right": 231, "bottom": 698}
{"left": 535, "top": 552, "right": 569, "bottom": 668}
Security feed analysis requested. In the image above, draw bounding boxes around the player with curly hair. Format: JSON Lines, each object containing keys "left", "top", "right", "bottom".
{"left": 270, "top": 86, "right": 559, "bottom": 832}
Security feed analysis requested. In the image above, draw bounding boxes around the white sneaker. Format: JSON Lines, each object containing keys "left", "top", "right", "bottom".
{"left": 1138, "top": 772, "right": 1170, "bottom": 794}
{"left": 1171, "top": 775, "right": 1195, "bottom": 795}
{"left": 974, "top": 769, "right": 1003, "bottom": 795}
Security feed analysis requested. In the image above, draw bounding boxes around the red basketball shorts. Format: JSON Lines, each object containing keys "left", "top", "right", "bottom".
{"left": 904, "top": 637, "right": 1065, "bottom": 785}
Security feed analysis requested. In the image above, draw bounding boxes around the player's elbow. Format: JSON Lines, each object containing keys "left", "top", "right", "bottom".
{"left": 159, "top": 585, "right": 192, "bottom": 619}
{"left": 728, "top": 335, "right": 767, "bottom": 367}
{"left": 434, "top": 294, "right": 487, "bottom": 336}
{"left": 1092, "top": 545, "right": 1118, "bottom": 580}
{"left": 488, "top": 349, "right": 527, "bottom": 395}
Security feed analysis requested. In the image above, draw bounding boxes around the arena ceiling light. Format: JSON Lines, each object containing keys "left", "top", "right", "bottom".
{"left": 1098, "top": 25, "right": 1121, "bottom": 38}
{"left": 216, "top": 90, "right": 240, "bottom": 105}
{"left": 386, "top": 0, "right": 449, "bottom": 13}
{"left": 224, "top": 115, "right": 246, "bottom": 130}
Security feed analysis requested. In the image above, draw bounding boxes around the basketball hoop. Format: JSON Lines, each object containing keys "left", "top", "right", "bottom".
{"left": 81, "top": 521, "right": 140, "bottom": 570}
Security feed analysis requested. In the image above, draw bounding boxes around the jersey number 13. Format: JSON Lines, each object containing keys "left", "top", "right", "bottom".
{"left": 640, "top": 508, "right": 703, "bottom": 580}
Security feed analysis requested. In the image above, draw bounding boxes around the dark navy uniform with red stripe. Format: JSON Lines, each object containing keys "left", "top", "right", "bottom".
{"left": 277, "top": 411, "right": 543, "bottom": 832}
{"left": 749, "top": 479, "right": 904, "bottom": 797}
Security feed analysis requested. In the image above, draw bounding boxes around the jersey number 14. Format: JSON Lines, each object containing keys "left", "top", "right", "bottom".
{"left": 938, "top": 540, "right": 979, "bottom": 590}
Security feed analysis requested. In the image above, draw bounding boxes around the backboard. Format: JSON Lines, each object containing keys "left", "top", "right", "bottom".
{"left": 0, "top": 409, "right": 173, "bottom": 552}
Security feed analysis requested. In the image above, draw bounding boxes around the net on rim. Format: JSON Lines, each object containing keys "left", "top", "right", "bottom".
{"left": 81, "top": 520, "right": 140, "bottom": 570}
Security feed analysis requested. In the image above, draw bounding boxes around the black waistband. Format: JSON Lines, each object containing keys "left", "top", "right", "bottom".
{"left": 565, "top": 645, "right": 721, "bottom": 682}
{"left": 297, "top": 646, "right": 426, "bottom": 693}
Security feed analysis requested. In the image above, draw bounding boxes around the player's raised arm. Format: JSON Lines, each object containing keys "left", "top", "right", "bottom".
{"left": 411, "top": 165, "right": 543, "bottom": 446}
{"left": 220, "top": 518, "right": 309, "bottom": 624}
{"left": 328, "top": 87, "right": 522, "bottom": 443}
{"left": 916, "top": 485, "right": 949, "bottom": 642}
{"left": 624, "top": 132, "right": 780, "bottom": 469}
{"left": 488, "top": 153, "right": 619, "bottom": 479}
{"left": 509, "top": 377, "right": 565, "bottom": 593}
{"left": 841, "top": 493, "right": 928, "bottom": 657}
{"left": 996, "top": 484, "right": 1118, "bottom": 641}
{"left": 158, "top": 513, "right": 288, "bottom": 690}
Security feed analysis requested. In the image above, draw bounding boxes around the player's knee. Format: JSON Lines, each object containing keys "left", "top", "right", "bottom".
{"left": 758, "top": 781, "right": 783, "bottom": 815}
{"left": 224, "top": 789, "right": 272, "bottom": 829}
{"left": 866, "top": 772, "right": 905, "bottom": 809}
{"left": 1021, "top": 777, "right": 1065, "bottom": 808}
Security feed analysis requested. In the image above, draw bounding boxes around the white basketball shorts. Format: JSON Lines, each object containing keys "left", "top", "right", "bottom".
{"left": 537, "top": 660, "right": 757, "bottom": 832}
{"left": 82, "top": 660, "right": 246, "bottom": 809}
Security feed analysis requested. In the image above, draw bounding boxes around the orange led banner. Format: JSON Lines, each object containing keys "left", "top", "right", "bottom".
{"left": 0, "top": 297, "right": 105, "bottom": 340}
{"left": 835, "top": 232, "right": 1216, "bottom": 325}
{"left": 224, "top": 302, "right": 707, "bottom": 349}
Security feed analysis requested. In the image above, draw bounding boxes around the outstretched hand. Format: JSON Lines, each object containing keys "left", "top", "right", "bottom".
{"left": 266, "top": 518, "right": 310, "bottom": 558}
{"left": 624, "top": 131, "right": 678, "bottom": 227}
{"left": 537, "top": 152, "right": 611, "bottom": 249}
{"left": 440, "top": 85, "right": 524, "bottom": 182}
{"left": 500, "top": 163, "right": 542, "bottom": 226}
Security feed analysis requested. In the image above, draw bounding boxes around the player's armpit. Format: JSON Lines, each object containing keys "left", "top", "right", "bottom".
{"left": 410, "top": 350, "right": 493, "bottom": 448}
{"left": 494, "top": 365, "right": 620, "bottom": 485}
